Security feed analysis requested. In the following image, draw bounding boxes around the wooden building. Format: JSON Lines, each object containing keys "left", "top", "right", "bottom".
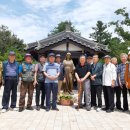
{"left": 25, "top": 26, "right": 110, "bottom": 65}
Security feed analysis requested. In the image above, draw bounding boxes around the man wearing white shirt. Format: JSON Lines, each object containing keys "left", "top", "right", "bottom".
{"left": 102, "top": 55, "right": 117, "bottom": 113}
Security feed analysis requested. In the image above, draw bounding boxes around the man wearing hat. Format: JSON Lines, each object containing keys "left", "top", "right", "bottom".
{"left": 43, "top": 53, "right": 60, "bottom": 111}
{"left": 56, "top": 54, "right": 64, "bottom": 94}
{"left": 33, "top": 54, "right": 46, "bottom": 111}
{"left": 125, "top": 52, "right": 130, "bottom": 90}
{"left": 1, "top": 51, "right": 19, "bottom": 113}
{"left": 19, "top": 53, "right": 35, "bottom": 112}
{"left": 102, "top": 55, "right": 117, "bottom": 113}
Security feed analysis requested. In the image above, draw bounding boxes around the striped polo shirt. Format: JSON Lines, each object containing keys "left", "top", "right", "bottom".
{"left": 43, "top": 62, "right": 60, "bottom": 83}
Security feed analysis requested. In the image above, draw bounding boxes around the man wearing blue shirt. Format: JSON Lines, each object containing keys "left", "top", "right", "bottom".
{"left": 19, "top": 53, "right": 35, "bottom": 112}
{"left": 43, "top": 53, "right": 60, "bottom": 112}
{"left": 1, "top": 51, "right": 19, "bottom": 113}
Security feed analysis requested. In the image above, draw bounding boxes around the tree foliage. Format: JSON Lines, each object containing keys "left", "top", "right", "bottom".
{"left": 48, "top": 20, "right": 80, "bottom": 36}
{"left": 109, "top": 7, "right": 130, "bottom": 41}
{"left": 90, "top": 21, "right": 112, "bottom": 45}
{"left": 90, "top": 8, "right": 130, "bottom": 60}
{"left": 0, "top": 25, "right": 25, "bottom": 61}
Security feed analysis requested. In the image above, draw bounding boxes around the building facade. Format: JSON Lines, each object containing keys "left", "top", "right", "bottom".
{"left": 25, "top": 28, "right": 110, "bottom": 65}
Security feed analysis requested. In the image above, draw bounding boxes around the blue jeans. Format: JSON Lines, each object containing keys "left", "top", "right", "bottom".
{"left": 45, "top": 83, "right": 58, "bottom": 109}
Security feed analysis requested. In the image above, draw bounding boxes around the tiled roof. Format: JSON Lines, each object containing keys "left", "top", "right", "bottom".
{"left": 25, "top": 30, "right": 110, "bottom": 52}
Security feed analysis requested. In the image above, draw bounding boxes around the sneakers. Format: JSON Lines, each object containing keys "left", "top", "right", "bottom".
{"left": 96, "top": 108, "right": 101, "bottom": 112}
{"left": 12, "top": 108, "right": 18, "bottom": 111}
{"left": 1, "top": 109, "right": 7, "bottom": 113}
{"left": 91, "top": 106, "right": 97, "bottom": 110}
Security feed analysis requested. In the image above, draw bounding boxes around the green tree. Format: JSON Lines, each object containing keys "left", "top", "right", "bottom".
{"left": 109, "top": 38, "right": 130, "bottom": 59}
{"left": 0, "top": 25, "right": 25, "bottom": 61}
{"left": 90, "top": 8, "right": 130, "bottom": 60}
{"left": 89, "top": 21, "right": 112, "bottom": 45}
{"left": 109, "top": 7, "right": 130, "bottom": 41}
{"left": 108, "top": 7, "right": 130, "bottom": 60}
{"left": 48, "top": 20, "right": 80, "bottom": 35}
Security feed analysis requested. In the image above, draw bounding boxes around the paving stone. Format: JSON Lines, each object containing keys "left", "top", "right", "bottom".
{"left": 0, "top": 88, "right": 130, "bottom": 130}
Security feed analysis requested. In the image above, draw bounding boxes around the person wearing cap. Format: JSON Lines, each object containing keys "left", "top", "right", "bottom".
{"left": 56, "top": 54, "right": 64, "bottom": 94}
{"left": 43, "top": 53, "right": 60, "bottom": 112}
{"left": 90, "top": 55, "right": 103, "bottom": 112}
{"left": 118, "top": 53, "right": 129, "bottom": 111}
{"left": 102, "top": 55, "right": 117, "bottom": 113}
{"left": 125, "top": 52, "right": 130, "bottom": 92}
{"left": 1, "top": 51, "right": 19, "bottom": 113}
{"left": 18, "top": 53, "right": 35, "bottom": 112}
{"left": 33, "top": 54, "right": 46, "bottom": 111}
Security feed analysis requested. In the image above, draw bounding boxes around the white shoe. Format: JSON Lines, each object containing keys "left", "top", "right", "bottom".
{"left": 91, "top": 106, "right": 97, "bottom": 110}
{"left": 96, "top": 108, "right": 101, "bottom": 112}
{"left": 12, "top": 108, "right": 18, "bottom": 111}
{"left": 1, "top": 109, "right": 7, "bottom": 113}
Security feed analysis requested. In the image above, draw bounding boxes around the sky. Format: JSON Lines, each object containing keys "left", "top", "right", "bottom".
{"left": 0, "top": 0, "right": 130, "bottom": 44}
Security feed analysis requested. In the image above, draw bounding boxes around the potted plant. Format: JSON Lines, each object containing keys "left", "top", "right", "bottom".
{"left": 58, "top": 93, "right": 74, "bottom": 106}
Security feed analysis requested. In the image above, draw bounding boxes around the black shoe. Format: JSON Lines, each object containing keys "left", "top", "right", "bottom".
{"left": 52, "top": 108, "right": 59, "bottom": 111}
{"left": 106, "top": 109, "right": 114, "bottom": 113}
{"left": 86, "top": 106, "right": 91, "bottom": 111}
{"left": 46, "top": 108, "right": 50, "bottom": 112}
{"left": 117, "top": 108, "right": 123, "bottom": 111}
{"left": 102, "top": 107, "right": 108, "bottom": 111}
{"left": 36, "top": 106, "right": 40, "bottom": 111}
{"left": 122, "top": 109, "right": 128, "bottom": 112}
{"left": 19, "top": 107, "right": 24, "bottom": 112}
{"left": 26, "top": 106, "right": 34, "bottom": 110}
{"left": 41, "top": 106, "right": 46, "bottom": 109}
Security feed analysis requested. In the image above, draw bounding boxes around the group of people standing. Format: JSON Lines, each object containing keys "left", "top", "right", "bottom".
{"left": 0, "top": 51, "right": 130, "bottom": 113}
{"left": 75, "top": 53, "right": 130, "bottom": 113}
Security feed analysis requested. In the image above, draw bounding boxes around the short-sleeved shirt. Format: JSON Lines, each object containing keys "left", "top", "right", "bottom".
{"left": 43, "top": 62, "right": 60, "bottom": 83}
{"left": 117, "top": 63, "right": 126, "bottom": 84}
{"left": 75, "top": 63, "right": 91, "bottom": 78}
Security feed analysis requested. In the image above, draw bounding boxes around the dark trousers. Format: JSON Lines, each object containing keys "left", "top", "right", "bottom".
{"left": 45, "top": 83, "right": 58, "bottom": 109}
{"left": 91, "top": 85, "right": 102, "bottom": 108}
{"left": 35, "top": 81, "right": 46, "bottom": 106}
{"left": 103, "top": 86, "right": 114, "bottom": 110}
{"left": 121, "top": 84, "right": 128, "bottom": 110}
{"left": 2, "top": 77, "right": 18, "bottom": 109}
{"left": 19, "top": 81, "right": 34, "bottom": 108}
{"left": 114, "top": 87, "right": 121, "bottom": 109}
